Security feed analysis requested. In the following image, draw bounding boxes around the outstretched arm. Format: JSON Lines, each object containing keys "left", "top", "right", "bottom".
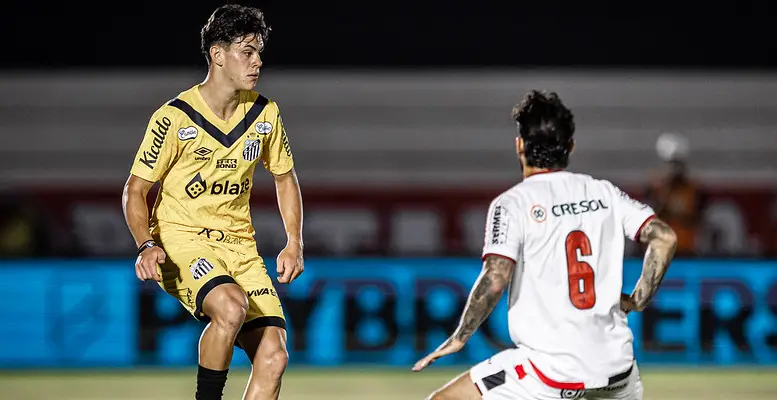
{"left": 629, "top": 218, "right": 677, "bottom": 312}
{"left": 453, "top": 255, "right": 516, "bottom": 342}
{"left": 413, "top": 254, "right": 515, "bottom": 371}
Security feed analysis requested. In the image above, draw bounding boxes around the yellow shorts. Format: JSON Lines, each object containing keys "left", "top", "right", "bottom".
{"left": 154, "top": 230, "right": 285, "bottom": 332}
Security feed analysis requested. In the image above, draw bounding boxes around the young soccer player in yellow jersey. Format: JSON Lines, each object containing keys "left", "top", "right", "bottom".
{"left": 122, "top": 5, "right": 303, "bottom": 400}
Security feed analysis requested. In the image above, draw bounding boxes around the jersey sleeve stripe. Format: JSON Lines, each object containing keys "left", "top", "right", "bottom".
{"left": 481, "top": 253, "right": 516, "bottom": 264}
{"left": 634, "top": 215, "right": 656, "bottom": 241}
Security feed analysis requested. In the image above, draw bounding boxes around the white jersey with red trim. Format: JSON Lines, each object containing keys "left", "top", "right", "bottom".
{"left": 482, "top": 170, "right": 654, "bottom": 388}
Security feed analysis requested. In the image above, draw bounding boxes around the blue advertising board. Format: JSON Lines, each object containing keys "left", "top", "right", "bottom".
{"left": 1, "top": 259, "right": 776, "bottom": 368}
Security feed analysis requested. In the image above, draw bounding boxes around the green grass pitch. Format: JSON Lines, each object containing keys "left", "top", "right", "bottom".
{"left": 1, "top": 367, "right": 776, "bottom": 399}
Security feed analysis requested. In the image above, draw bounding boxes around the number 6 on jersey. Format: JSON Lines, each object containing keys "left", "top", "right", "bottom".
{"left": 565, "top": 230, "right": 595, "bottom": 309}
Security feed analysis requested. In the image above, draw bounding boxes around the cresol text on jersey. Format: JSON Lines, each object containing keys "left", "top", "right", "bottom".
{"left": 551, "top": 199, "right": 609, "bottom": 217}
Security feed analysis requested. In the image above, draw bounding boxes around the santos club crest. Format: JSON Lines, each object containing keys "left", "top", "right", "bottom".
{"left": 243, "top": 139, "right": 261, "bottom": 161}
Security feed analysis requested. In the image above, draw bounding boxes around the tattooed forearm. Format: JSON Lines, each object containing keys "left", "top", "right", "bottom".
{"left": 452, "top": 255, "right": 516, "bottom": 342}
{"left": 632, "top": 218, "right": 677, "bottom": 311}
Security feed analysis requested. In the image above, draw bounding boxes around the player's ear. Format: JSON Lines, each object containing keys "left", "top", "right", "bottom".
{"left": 569, "top": 139, "right": 575, "bottom": 154}
{"left": 516, "top": 136, "right": 524, "bottom": 155}
{"left": 210, "top": 45, "right": 224, "bottom": 67}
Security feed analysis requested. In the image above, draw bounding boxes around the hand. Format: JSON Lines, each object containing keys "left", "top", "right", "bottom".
{"left": 135, "top": 246, "right": 166, "bottom": 281}
{"left": 620, "top": 292, "right": 636, "bottom": 314}
{"left": 412, "top": 337, "right": 466, "bottom": 372}
{"left": 276, "top": 243, "right": 304, "bottom": 284}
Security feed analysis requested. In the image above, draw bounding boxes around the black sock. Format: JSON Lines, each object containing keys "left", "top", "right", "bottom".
{"left": 196, "top": 365, "right": 229, "bottom": 400}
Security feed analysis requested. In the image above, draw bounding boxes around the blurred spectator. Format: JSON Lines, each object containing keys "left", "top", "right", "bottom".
{"left": 644, "top": 133, "right": 703, "bottom": 257}
{"left": 0, "top": 194, "right": 53, "bottom": 257}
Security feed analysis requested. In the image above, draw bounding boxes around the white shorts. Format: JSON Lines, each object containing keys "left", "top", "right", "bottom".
{"left": 470, "top": 347, "right": 643, "bottom": 400}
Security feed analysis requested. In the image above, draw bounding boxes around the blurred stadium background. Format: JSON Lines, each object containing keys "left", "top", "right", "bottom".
{"left": 2, "top": 1, "right": 777, "bottom": 399}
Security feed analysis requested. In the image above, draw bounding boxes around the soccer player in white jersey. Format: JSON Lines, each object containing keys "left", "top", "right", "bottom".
{"left": 413, "top": 90, "right": 677, "bottom": 400}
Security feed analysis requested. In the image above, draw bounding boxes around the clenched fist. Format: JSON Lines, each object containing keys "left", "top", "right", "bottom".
{"left": 136, "top": 245, "right": 166, "bottom": 281}
{"left": 276, "top": 243, "right": 304, "bottom": 284}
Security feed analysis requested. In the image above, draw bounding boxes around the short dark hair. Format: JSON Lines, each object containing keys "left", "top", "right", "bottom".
{"left": 201, "top": 4, "right": 271, "bottom": 64}
{"left": 512, "top": 90, "right": 575, "bottom": 169}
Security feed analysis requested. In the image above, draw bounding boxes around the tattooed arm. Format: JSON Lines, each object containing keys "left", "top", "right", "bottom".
{"left": 629, "top": 218, "right": 677, "bottom": 312}
{"left": 453, "top": 255, "right": 516, "bottom": 341}
{"left": 412, "top": 255, "right": 515, "bottom": 371}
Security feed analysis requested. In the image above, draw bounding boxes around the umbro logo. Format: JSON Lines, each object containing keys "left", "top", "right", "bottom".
{"left": 194, "top": 146, "right": 212, "bottom": 161}
{"left": 194, "top": 147, "right": 212, "bottom": 156}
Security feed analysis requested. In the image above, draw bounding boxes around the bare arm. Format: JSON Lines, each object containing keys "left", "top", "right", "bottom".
{"left": 631, "top": 218, "right": 677, "bottom": 311}
{"left": 122, "top": 174, "right": 155, "bottom": 247}
{"left": 412, "top": 254, "right": 515, "bottom": 371}
{"left": 122, "top": 174, "right": 165, "bottom": 281}
{"left": 273, "top": 168, "right": 304, "bottom": 284}
{"left": 274, "top": 168, "right": 303, "bottom": 247}
{"left": 453, "top": 255, "right": 516, "bottom": 342}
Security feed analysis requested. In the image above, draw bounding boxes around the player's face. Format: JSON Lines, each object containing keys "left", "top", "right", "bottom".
{"left": 223, "top": 34, "right": 264, "bottom": 90}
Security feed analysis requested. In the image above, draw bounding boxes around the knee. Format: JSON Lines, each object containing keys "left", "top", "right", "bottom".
{"left": 214, "top": 299, "right": 247, "bottom": 332}
{"left": 209, "top": 289, "right": 248, "bottom": 332}
{"left": 257, "top": 347, "right": 289, "bottom": 379}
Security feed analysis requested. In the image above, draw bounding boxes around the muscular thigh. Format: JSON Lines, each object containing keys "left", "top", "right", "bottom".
{"left": 156, "top": 234, "right": 237, "bottom": 321}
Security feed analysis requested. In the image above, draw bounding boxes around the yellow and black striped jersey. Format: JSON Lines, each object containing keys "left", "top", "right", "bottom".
{"left": 130, "top": 85, "right": 293, "bottom": 242}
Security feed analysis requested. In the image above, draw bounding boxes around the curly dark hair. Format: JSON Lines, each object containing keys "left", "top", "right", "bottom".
{"left": 511, "top": 90, "right": 575, "bottom": 169}
{"left": 201, "top": 4, "right": 271, "bottom": 64}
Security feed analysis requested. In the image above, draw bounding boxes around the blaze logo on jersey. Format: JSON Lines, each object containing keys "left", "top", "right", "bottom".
{"left": 210, "top": 178, "right": 251, "bottom": 196}
{"left": 190, "top": 258, "right": 214, "bottom": 280}
{"left": 243, "top": 139, "right": 261, "bottom": 161}
{"left": 185, "top": 173, "right": 207, "bottom": 199}
{"left": 531, "top": 204, "right": 547, "bottom": 222}
{"left": 255, "top": 121, "right": 273, "bottom": 134}
{"left": 138, "top": 117, "right": 172, "bottom": 169}
{"left": 185, "top": 174, "right": 250, "bottom": 198}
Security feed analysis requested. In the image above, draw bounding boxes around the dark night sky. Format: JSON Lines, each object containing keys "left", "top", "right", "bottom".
{"left": 5, "top": 1, "right": 777, "bottom": 69}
